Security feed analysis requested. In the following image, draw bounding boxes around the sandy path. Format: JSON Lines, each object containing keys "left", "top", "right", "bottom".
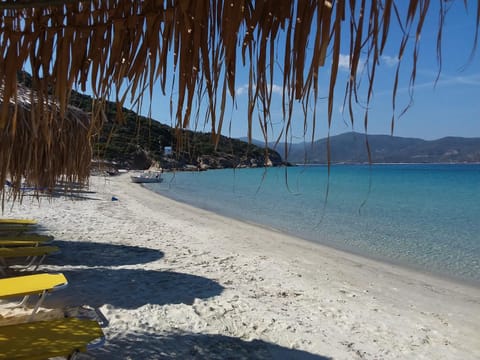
{"left": 1, "top": 174, "right": 479, "bottom": 359}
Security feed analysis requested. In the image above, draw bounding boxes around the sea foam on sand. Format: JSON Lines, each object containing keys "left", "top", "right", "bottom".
{"left": 1, "top": 174, "right": 479, "bottom": 359}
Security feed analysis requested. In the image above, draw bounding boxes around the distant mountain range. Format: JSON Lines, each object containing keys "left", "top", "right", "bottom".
{"left": 241, "top": 132, "right": 480, "bottom": 164}
{"left": 14, "top": 71, "right": 480, "bottom": 167}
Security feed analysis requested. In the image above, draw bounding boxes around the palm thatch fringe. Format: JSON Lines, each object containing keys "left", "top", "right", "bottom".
{"left": 0, "top": 1, "right": 478, "bottom": 201}
{"left": 0, "top": 82, "right": 92, "bottom": 207}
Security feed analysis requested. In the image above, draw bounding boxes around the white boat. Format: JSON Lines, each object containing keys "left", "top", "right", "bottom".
{"left": 130, "top": 172, "right": 163, "bottom": 183}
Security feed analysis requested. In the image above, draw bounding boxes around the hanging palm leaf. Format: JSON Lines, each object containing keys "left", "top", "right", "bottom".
{"left": 0, "top": 0, "right": 478, "bottom": 201}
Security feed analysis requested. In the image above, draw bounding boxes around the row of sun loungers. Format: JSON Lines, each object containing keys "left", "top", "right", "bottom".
{"left": 0, "top": 220, "right": 58, "bottom": 275}
{"left": 0, "top": 218, "right": 105, "bottom": 359}
{"left": 0, "top": 219, "right": 37, "bottom": 225}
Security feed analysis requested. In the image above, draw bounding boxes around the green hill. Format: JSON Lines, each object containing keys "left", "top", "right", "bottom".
{"left": 66, "top": 90, "right": 284, "bottom": 170}
{"left": 15, "top": 70, "right": 285, "bottom": 171}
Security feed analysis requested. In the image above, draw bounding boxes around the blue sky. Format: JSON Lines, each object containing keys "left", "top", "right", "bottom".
{"left": 111, "top": 2, "right": 479, "bottom": 142}
{"left": 147, "top": 1, "right": 479, "bottom": 142}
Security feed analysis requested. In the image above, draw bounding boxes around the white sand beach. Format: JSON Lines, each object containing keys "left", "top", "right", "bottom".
{"left": 1, "top": 174, "right": 479, "bottom": 359}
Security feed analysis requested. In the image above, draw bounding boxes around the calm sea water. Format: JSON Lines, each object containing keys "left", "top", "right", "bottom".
{"left": 146, "top": 164, "right": 480, "bottom": 285}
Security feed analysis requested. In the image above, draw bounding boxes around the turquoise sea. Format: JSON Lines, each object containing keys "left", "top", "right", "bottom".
{"left": 146, "top": 164, "right": 480, "bottom": 285}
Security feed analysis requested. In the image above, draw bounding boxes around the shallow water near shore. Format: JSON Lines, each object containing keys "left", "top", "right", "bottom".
{"left": 146, "top": 164, "right": 480, "bottom": 285}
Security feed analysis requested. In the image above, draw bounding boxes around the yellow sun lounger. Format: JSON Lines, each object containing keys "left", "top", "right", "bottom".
{"left": 0, "top": 317, "right": 104, "bottom": 360}
{"left": 0, "top": 246, "right": 60, "bottom": 275}
{"left": 0, "top": 273, "right": 68, "bottom": 320}
{"left": 0, "top": 220, "right": 39, "bottom": 236}
{"left": 0, "top": 224, "right": 36, "bottom": 234}
{"left": 0, "top": 240, "right": 48, "bottom": 247}
{"left": 0, "top": 219, "right": 37, "bottom": 225}
{"left": 0, "top": 240, "right": 43, "bottom": 247}
{"left": 0, "top": 234, "right": 54, "bottom": 246}
{"left": 0, "top": 233, "right": 52, "bottom": 240}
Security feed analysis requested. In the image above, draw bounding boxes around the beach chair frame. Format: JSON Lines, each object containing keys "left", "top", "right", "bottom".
{"left": 0, "top": 273, "right": 68, "bottom": 321}
{"left": 0, "top": 246, "right": 60, "bottom": 275}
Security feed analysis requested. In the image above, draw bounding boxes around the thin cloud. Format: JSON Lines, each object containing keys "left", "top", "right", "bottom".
{"left": 381, "top": 55, "right": 399, "bottom": 67}
{"left": 411, "top": 74, "right": 480, "bottom": 90}
{"left": 271, "top": 84, "right": 283, "bottom": 95}
{"left": 235, "top": 83, "right": 283, "bottom": 96}
{"left": 375, "top": 72, "right": 480, "bottom": 96}
{"left": 338, "top": 53, "right": 366, "bottom": 72}
{"left": 236, "top": 84, "right": 249, "bottom": 96}
{"left": 443, "top": 73, "right": 480, "bottom": 86}
{"left": 338, "top": 54, "right": 350, "bottom": 70}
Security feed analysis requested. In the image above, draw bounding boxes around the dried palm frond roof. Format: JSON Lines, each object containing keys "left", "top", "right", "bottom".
{"left": 0, "top": 0, "right": 478, "bottom": 195}
{"left": 0, "top": 82, "right": 92, "bottom": 206}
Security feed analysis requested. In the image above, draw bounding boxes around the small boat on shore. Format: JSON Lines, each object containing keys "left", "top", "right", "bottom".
{"left": 130, "top": 172, "right": 163, "bottom": 183}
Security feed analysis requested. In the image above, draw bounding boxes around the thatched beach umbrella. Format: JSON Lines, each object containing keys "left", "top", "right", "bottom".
{"left": 0, "top": 1, "right": 478, "bottom": 201}
{"left": 0, "top": 82, "right": 93, "bottom": 204}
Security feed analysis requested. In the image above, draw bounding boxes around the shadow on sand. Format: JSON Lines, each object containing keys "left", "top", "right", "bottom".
{"left": 20, "top": 191, "right": 101, "bottom": 201}
{"left": 90, "top": 331, "right": 332, "bottom": 360}
{"left": 44, "top": 268, "right": 224, "bottom": 309}
{"left": 48, "top": 240, "right": 164, "bottom": 267}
